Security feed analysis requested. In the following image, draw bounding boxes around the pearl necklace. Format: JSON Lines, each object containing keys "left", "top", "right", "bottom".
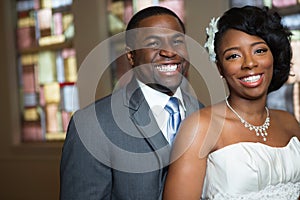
{"left": 225, "top": 99, "right": 270, "bottom": 142}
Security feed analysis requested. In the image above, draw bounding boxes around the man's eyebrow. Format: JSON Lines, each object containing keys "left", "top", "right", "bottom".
{"left": 143, "top": 35, "right": 160, "bottom": 41}
{"left": 143, "top": 33, "right": 184, "bottom": 41}
{"left": 173, "top": 33, "right": 184, "bottom": 38}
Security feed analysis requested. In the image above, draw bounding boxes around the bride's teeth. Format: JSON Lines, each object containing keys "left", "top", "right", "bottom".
{"left": 156, "top": 64, "right": 178, "bottom": 72}
{"left": 242, "top": 75, "right": 261, "bottom": 83}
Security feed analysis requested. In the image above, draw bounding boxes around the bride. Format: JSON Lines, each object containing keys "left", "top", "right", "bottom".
{"left": 163, "top": 6, "right": 300, "bottom": 200}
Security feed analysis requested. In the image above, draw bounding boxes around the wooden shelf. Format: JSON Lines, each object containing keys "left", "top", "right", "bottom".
{"left": 18, "top": 39, "right": 73, "bottom": 54}
{"left": 52, "top": 5, "right": 72, "bottom": 13}
{"left": 271, "top": 4, "right": 300, "bottom": 16}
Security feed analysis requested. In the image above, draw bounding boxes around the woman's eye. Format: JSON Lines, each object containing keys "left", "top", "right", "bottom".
{"left": 225, "top": 54, "right": 239, "bottom": 60}
{"left": 255, "top": 48, "right": 268, "bottom": 54}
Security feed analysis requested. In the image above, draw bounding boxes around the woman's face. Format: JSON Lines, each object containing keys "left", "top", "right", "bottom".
{"left": 217, "top": 29, "right": 273, "bottom": 99}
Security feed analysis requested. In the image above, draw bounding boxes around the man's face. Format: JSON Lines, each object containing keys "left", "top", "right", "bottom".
{"left": 126, "top": 14, "right": 189, "bottom": 94}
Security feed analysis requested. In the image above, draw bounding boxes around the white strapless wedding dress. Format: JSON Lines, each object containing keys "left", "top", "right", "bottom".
{"left": 201, "top": 136, "right": 300, "bottom": 200}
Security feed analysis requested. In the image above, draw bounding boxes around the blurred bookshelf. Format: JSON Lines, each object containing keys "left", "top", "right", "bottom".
{"left": 15, "top": 0, "right": 79, "bottom": 143}
{"left": 230, "top": 0, "right": 300, "bottom": 122}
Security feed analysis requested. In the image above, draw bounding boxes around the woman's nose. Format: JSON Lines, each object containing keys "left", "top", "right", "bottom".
{"left": 242, "top": 54, "right": 258, "bottom": 69}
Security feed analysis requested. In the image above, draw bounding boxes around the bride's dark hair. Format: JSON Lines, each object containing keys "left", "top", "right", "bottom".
{"left": 214, "top": 6, "right": 292, "bottom": 93}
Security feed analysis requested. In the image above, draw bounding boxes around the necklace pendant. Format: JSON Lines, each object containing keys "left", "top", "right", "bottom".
{"left": 225, "top": 98, "right": 270, "bottom": 142}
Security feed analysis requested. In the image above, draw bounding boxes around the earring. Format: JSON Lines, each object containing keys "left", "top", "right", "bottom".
{"left": 220, "top": 75, "right": 224, "bottom": 79}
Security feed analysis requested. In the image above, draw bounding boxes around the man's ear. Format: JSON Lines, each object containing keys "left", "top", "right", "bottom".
{"left": 125, "top": 46, "right": 134, "bottom": 66}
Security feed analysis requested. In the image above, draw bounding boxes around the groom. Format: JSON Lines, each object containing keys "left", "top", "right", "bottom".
{"left": 60, "top": 6, "right": 204, "bottom": 200}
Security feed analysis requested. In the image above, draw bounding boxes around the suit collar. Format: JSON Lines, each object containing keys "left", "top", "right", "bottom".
{"left": 129, "top": 99, "right": 171, "bottom": 167}
{"left": 121, "top": 77, "right": 202, "bottom": 167}
{"left": 123, "top": 77, "right": 145, "bottom": 111}
{"left": 123, "top": 77, "right": 170, "bottom": 153}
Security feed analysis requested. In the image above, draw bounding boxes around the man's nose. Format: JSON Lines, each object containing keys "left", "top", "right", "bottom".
{"left": 159, "top": 44, "right": 177, "bottom": 58}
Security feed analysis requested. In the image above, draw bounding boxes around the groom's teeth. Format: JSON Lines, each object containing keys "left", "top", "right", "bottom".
{"left": 156, "top": 64, "right": 178, "bottom": 72}
{"left": 242, "top": 75, "right": 261, "bottom": 83}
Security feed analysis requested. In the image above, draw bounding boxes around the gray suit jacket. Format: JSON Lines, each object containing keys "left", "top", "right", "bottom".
{"left": 60, "top": 78, "right": 204, "bottom": 200}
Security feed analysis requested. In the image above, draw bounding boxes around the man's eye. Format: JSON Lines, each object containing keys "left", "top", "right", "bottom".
{"left": 173, "top": 39, "right": 184, "bottom": 45}
{"left": 146, "top": 41, "right": 160, "bottom": 48}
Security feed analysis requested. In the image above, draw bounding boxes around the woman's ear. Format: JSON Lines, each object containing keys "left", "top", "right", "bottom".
{"left": 216, "top": 62, "right": 224, "bottom": 78}
{"left": 125, "top": 46, "right": 134, "bottom": 66}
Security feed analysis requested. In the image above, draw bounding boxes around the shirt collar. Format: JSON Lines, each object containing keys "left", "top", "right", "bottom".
{"left": 137, "top": 79, "right": 186, "bottom": 117}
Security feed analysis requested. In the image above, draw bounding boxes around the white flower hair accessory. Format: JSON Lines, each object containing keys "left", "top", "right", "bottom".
{"left": 204, "top": 17, "right": 220, "bottom": 62}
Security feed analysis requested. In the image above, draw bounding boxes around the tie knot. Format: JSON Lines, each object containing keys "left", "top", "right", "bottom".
{"left": 165, "top": 97, "right": 180, "bottom": 114}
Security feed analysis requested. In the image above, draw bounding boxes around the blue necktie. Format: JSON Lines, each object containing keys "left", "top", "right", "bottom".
{"left": 165, "top": 97, "right": 181, "bottom": 144}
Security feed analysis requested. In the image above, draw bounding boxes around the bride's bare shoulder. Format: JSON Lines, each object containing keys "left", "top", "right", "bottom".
{"left": 185, "top": 102, "right": 226, "bottom": 122}
{"left": 179, "top": 102, "right": 226, "bottom": 141}
{"left": 271, "top": 109, "right": 300, "bottom": 139}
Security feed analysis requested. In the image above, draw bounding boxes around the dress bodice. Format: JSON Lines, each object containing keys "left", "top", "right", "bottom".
{"left": 201, "top": 136, "right": 300, "bottom": 200}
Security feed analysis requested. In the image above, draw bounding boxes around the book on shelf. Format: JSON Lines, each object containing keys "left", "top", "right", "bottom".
{"left": 61, "top": 111, "right": 71, "bottom": 132}
{"left": 64, "top": 56, "right": 77, "bottom": 82}
{"left": 23, "top": 107, "right": 40, "bottom": 121}
{"left": 53, "top": 12, "right": 63, "bottom": 35}
{"left": 21, "top": 53, "right": 38, "bottom": 66}
{"left": 45, "top": 103, "right": 62, "bottom": 133}
{"left": 18, "top": 16, "right": 35, "bottom": 28}
{"left": 44, "top": 82, "right": 61, "bottom": 104}
{"left": 272, "top": 0, "right": 297, "bottom": 7}
{"left": 281, "top": 14, "right": 300, "bottom": 30}
{"left": 38, "top": 51, "right": 56, "bottom": 84}
{"left": 291, "top": 30, "right": 300, "bottom": 41}
{"left": 62, "top": 48, "right": 77, "bottom": 82}
{"left": 23, "top": 92, "right": 38, "bottom": 107}
{"left": 64, "top": 23, "right": 75, "bottom": 39}
{"left": 22, "top": 121, "right": 44, "bottom": 141}
{"left": 38, "top": 34, "right": 66, "bottom": 46}
{"left": 62, "top": 13, "right": 73, "bottom": 32}
{"left": 45, "top": 132, "right": 66, "bottom": 140}
{"left": 16, "top": 0, "right": 39, "bottom": 12}
{"left": 37, "top": 8, "right": 52, "bottom": 37}
{"left": 61, "top": 84, "right": 79, "bottom": 112}
{"left": 22, "top": 106, "right": 45, "bottom": 141}
{"left": 40, "top": 0, "right": 52, "bottom": 9}
{"left": 39, "top": 85, "right": 46, "bottom": 107}
{"left": 56, "top": 51, "right": 65, "bottom": 83}
{"left": 22, "top": 64, "right": 37, "bottom": 93}
{"left": 17, "top": 26, "right": 36, "bottom": 50}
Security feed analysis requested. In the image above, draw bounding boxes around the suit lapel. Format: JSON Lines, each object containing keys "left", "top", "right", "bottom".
{"left": 131, "top": 100, "right": 170, "bottom": 150}
{"left": 122, "top": 78, "right": 202, "bottom": 166}
{"left": 124, "top": 78, "right": 171, "bottom": 163}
